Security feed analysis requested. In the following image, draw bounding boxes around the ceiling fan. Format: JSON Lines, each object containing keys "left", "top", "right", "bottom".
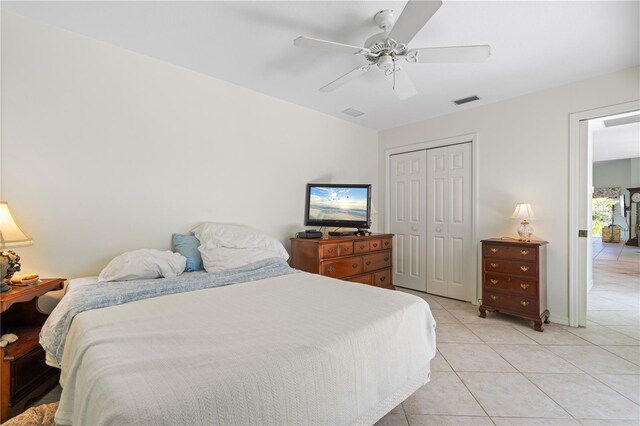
{"left": 293, "top": 0, "right": 490, "bottom": 100}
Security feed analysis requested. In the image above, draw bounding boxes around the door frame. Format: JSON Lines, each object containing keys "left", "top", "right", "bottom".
{"left": 568, "top": 100, "right": 640, "bottom": 327}
{"left": 384, "top": 133, "right": 479, "bottom": 303}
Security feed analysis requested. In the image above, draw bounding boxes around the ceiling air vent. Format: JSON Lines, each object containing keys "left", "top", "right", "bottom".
{"left": 604, "top": 115, "right": 640, "bottom": 128}
{"left": 453, "top": 95, "right": 480, "bottom": 105}
{"left": 341, "top": 107, "right": 364, "bottom": 117}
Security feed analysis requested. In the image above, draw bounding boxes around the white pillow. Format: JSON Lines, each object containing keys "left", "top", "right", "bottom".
{"left": 192, "top": 223, "right": 289, "bottom": 272}
{"left": 98, "top": 249, "right": 187, "bottom": 282}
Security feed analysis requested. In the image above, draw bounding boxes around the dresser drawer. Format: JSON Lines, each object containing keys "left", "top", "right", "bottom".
{"left": 484, "top": 259, "right": 536, "bottom": 277}
{"left": 320, "top": 243, "right": 340, "bottom": 259}
{"left": 483, "top": 244, "right": 537, "bottom": 261}
{"left": 11, "top": 346, "right": 50, "bottom": 398}
{"left": 338, "top": 242, "right": 353, "bottom": 256}
{"left": 354, "top": 240, "right": 370, "bottom": 254}
{"left": 369, "top": 239, "right": 383, "bottom": 251}
{"left": 483, "top": 273, "right": 538, "bottom": 297}
{"left": 484, "top": 292, "right": 538, "bottom": 316}
{"left": 321, "top": 257, "right": 362, "bottom": 278}
{"left": 373, "top": 269, "right": 391, "bottom": 287}
{"left": 363, "top": 251, "right": 391, "bottom": 272}
{"left": 348, "top": 273, "right": 372, "bottom": 285}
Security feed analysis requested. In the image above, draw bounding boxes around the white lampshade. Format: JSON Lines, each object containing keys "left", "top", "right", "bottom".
{"left": 511, "top": 203, "right": 536, "bottom": 221}
{"left": 0, "top": 201, "right": 33, "bottom": 249}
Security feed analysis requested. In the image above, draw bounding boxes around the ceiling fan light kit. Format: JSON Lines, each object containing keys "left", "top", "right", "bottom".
{"left": 293, "top": 0, "right": 491, "bottom": 100}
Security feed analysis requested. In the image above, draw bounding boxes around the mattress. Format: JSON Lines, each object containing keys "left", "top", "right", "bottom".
{"left": 54, "top": 272, "right": 436, "bottom": 425}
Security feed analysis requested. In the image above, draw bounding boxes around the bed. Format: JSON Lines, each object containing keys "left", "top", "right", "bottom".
{"left": 41, "top": 257, "right": 436, "bottom": 425}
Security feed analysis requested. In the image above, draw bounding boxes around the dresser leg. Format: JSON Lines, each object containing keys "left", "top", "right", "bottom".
{"left": 534, "top": 320, "right": 544, "bottom": 332}
{"left": 478, "top": 305, "right": 487, "bottom": 318}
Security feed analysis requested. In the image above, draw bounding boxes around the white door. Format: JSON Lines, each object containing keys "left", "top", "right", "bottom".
{"left": 389, "top": 151, "right": 427, "bottom": 291}
{"left": 426, "top": 143, "right": 473, "bottom": 301}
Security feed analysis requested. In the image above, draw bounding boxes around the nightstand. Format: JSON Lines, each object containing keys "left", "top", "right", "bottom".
{"left": 0, "top": 278, "right": 65, "bottom": 422}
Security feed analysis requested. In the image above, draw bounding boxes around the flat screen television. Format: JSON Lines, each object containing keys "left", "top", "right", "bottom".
{"left": 304, "top": 183, "right": 372, "bottom": 229}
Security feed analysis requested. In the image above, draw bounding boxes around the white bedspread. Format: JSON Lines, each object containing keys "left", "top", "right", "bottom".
{"left": 55, "top": 272, "right": 436, "bottom": 425}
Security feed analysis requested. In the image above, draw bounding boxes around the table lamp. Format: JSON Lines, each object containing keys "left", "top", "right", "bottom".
{"left": 511, "top": 203, "right": 535, "bottom": 242}
{"left": 0, "top": 201, "right": 33, "bottom": 281}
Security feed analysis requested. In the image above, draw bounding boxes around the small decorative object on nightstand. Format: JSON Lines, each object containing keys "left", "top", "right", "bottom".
{"left": 479, "top": 239, "right": 549, "bottom": 331}
{"left": 511, "top": 203, "right": 535, "bottom": 242}
{"left": 0, "top": 278, "right": 65, "bottom": 422}
{"left": 0, "top": 202, "right": 34, "bottom": 283}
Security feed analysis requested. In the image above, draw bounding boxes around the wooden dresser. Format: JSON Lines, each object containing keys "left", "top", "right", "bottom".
{"left": 290, "top": 233, "right": 394, "bottom": 290}
{"left": 478, "top": 239, "right": 549, "bottom": 331}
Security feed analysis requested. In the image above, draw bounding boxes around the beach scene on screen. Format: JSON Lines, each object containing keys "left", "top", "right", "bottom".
{"left": 309, "top": 187, "right": 368, "bottom": 221}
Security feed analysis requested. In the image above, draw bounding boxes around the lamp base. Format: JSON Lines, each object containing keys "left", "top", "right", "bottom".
{"left": 0, "top": 250, "right": 22, "bottom": 282}
{"left": 517, "top": 220, "right": 534, "bottom": 242}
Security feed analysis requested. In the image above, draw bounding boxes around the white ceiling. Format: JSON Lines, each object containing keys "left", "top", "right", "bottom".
{"left": 592, "top": 111, "right": 640, "bottom": 163}
{"left": 3, "top": 1, "right": 639, "bottom": 130}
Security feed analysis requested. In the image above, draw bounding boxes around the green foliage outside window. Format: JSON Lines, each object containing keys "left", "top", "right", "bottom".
{"left": 592, "top": 198, "right": 617, "bottom": 236}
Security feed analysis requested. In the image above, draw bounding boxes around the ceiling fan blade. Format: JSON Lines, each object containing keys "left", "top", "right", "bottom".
{"left": 384, "top": 65, "right": 417, "bottom": 100}
{"left": 388, "top": 0, "right": 443, "bottom": 45}
{"left": 294, "top": 36, "right": 370, "bottom": 56}
{"left": 406, "top": 45, "right": 491, "bottom": 63}
{"left": 320, "top": 64, "right": 372, "bottom": 92}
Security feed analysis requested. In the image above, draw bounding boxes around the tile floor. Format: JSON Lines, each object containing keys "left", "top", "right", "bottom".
{"left": 376, "top": 239, "right": 639, "bottom": 426}
{"left": 26, "top": 240, "right": 640, "bottom": 425}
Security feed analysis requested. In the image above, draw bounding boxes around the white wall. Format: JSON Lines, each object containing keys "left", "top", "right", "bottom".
{"left": 593, "top": 158, "right": 639, "bottom": 239}
{"left": 379, "top": 66, "right": 640, "bottom": 325}
{"left": 1, "top": 12, "right": 378, "bottom": 278}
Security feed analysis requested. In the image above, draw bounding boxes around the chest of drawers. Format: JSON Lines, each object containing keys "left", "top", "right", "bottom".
{"left": 290, "top": 234, "right": 394, "bottom": 290}
{"left": 478, "top": 239, "right": 549, "bottom": 331}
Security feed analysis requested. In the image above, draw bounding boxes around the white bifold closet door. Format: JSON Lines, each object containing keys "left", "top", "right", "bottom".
{"left": 426, "top": 143, "right": 473, "bottom": 301}
{"left": 389, "top": 150, "right": 427, "bottom": 291}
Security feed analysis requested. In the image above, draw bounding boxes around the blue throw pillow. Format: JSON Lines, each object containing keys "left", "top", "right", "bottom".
{"left": 172, "top": 234, "right": 204, "bottom": 272}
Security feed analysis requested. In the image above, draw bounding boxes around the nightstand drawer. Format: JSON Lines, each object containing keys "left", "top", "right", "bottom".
{"left": 484, "top": 259, "right": 536, "bottom": 277}
{"left": 483, "top": 245, "right": 537, "bottom": 261}
{"left": 11, "top": 346, "right": 49, "bottom": 398}
{"left": 483, "top": 274, "right": 538, "bottom": 297}
{"left": 484, "top": 292, "right": 538, "bottom": 316}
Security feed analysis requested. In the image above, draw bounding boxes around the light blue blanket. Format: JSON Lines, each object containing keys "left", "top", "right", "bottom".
{"left": 40, "top": 257, "right": 298, "bottom": 365}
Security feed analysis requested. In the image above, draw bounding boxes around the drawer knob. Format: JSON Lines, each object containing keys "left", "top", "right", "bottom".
{"left": 520, "top": 283, "right": 530, "bottom": 289}
{"left": 373, "top": 243, "right": 378, "bottom": 248}
{"left": 520, "top": 300, "right": 530, "bottom": 307}
{"left": 490, "top": 295, "right": 499, "bottom": 301}
{"left": 365, "top": 260, "right": 372, "bottom": 266}
{"left": 384, "top": 257, "right": 389, "bottom": 262}
{"left": 328, "top": 248, "right": 335, "bottom": 253}
{"left": 520, "top": 266, "right": 530, "bottom": 272}
{"left": 380, "top": 276, "right": 386, "bottom": 282}
{"left": 352, "top": 263, "right": 359, "bottom": 269}
{"left": 328, "top": 266, "right": 335, "bottom": 273}
{"left": 343, "top": 247, "right": 350, "bottom": 252}
{"left": 490, "top": 262, "right": 499, "bottom": 268}
{"left": 384, "top": 241, "right": 389, "bottom": 246}
{"left": 490, "top": 248, "right": 499, "bottom": 253}
{"left": 520, "top": 250, "right": 529, "bottom": 255}
{"left": 360, "top": 245, "right": 365, "bottom": 249}
{"left": 490, "top": 279, "right": 499, "bottom": 285}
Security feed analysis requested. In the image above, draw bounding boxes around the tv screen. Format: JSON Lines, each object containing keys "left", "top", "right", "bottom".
{"left": 304, "top": 183, "right": 371, "bottom": 229}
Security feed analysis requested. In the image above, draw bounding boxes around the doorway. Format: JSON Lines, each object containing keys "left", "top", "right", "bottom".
{"left": 386, "top": 135, "right": 476, "bottom": 303}
{"left": 568, "top": 101, "right": 640, "bottom": 327}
